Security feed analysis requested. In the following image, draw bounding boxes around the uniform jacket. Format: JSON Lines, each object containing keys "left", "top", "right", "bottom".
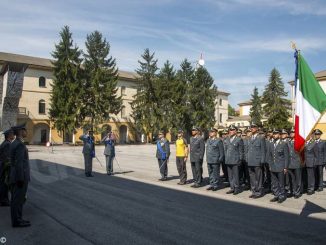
{"left": 0, "top": 139, "right": 11, "bottom": 177}
{"left": 265, "top": 139, "right": 274, "bottom": 165}
{"left": 247, "top": 134, "right": 266, "bottom": 167}
{"left": 243, "top": 138, "right": 249, "bottom": 163}
{"left": 287, "top": 140, "right": 301, "bottom": 169}
{"left": 269, "top": 139, "right": 289, "bottom": 172}
{"left": 206, "top": 137, "right": 224, "bottom": 164}
{"left": 9, "top": 138, "right": 30, "bottom": 184}
{"left": 102, "top": 136, "right": 115, "bottom": 156}
{"left": 314, "top": 139, "right": 326, "bottom": 166}
{"left": 156, "top": 138, "right": 170, "bottom": 160}
{"left": 79, "top": 135, "right": 95, "bottom": 155}
{"left": 190, "top": 136, "right": 205, "bottom": 162}
{"left": 304, "top": 140, "right": 317, "bottom": 168}
{"left": 225, "top": 136, "right": 244, "bottom": 165}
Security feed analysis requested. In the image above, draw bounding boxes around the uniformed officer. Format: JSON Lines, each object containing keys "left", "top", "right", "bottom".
{"left": 281, "top": 129, "right": 291, "bottom": 195}
{"left": 269, "top": 129, "right": 289, "bottom": 203}
{"left": 287, "top": 128, "right": 303, "bottom": 198}
{"left": 175, "top": 130, "right": 188, "bottom": 185}
{"left": 190, "top": 127, "right": 205, "bottom": 188}
{"left": 10, "top": 124, "right": 31, "bottom": 227}
{"left": 247, "top": 123, "right": 266, "bottom": 198}
{"left": 263, "top": 129, "right": 273, "bottom": 193}
{"left": 304, "top": 135, "right": 317, "bottom": 195}
{"left": 156, "top": 130, "right": 170, "bottom": 181}
{"left": 313, "top": 129, "right": 325, "bottom": 192}
{"left": 0, "top": 129, "right": 15, "bottom": 206}
{"left": 237, "top": 129, "right": 242, "bottom": 138}
{"left": 102, "top": 131, "right": 116, "bottom": 175}
{"left": 225, "top": 125, "right": 244, "bottom": 195}
{"left": 220, "top": 130, "right": 229, "bottom": 182}
{"left": 240, "top": 129, "right": 250, "bottom": 190}
{"left": 206, "top": 128, "right": 224, "bottom": 191}
{"left": 79, "top": 130, "right": 96, "bottom": 177}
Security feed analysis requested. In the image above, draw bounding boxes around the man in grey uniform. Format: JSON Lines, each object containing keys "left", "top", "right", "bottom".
{"left": 313, "top": 129, "right": 325, "bottom": 192}
{"left": 304, "top": 135, "right": 317, "bottom": 195}
{"left": 10, "top": 124, "right": 31, "bottom": 227}
{"left": 287, "top": 128, "right": 302, "bottom": 198}
{"left": 102, "top": 132, "right": 116, "bottom": 175}
{"left": 0, "top": 129, "right": 15, "bottom": 206}
{"left": 225, "top": 125, "right": 244, "bottom": 195}
{"left": 247, "top": 123, "right": 266, "bottom": 198}
{"left": 206, "top": 128, "right": 224, "bottom": 191}
{"left": 269, "top": 129, "right": 289, "bottom": 203}
{"left": 79, "top": 130, "right": 95, "bottom": 177}
{"left": 190, "top": 127, "right": 205, "bottom": 188}
{"left": 156, "top": 131, "right": 170, "bottom": 181}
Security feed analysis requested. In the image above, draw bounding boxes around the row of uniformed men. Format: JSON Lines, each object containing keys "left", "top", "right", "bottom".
{"left": 0, "top": 124, "right": 31, "bottom": 228}
{"left": 155, "top": 124, "right": 325, "bottom": 203}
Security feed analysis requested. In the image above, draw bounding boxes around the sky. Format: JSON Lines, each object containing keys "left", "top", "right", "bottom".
{"left": 1, "top": 0, "right": 326, "bottom": 107}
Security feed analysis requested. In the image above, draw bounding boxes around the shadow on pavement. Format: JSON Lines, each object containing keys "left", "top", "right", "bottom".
{"left": 0, "top": 159, "right": 326, "bottom": 245}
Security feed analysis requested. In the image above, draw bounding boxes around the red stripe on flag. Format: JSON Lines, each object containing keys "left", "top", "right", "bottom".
{"left": 294, "top": 115, "right": 305, "bottom": 152}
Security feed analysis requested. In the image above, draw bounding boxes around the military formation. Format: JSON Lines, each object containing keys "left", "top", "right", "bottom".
{"left": 156, "top": 124, "right": 326, "bottom": 203}
{"left": 0, "top": 124, "right": 31, "bottom": 228}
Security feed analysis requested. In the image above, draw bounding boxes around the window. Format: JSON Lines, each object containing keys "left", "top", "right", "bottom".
{"left": 219, "top": 113, "right": 222, "bottom": 123}
{"left": 121, "top": 86, "right": 126, "bottom": 96}
{"left": 219, "top": 98, "right": 222, "bottom": 106}
{"left": 39, "top": 76, "right": 46, "bottom": 87}
{"left": 39, "top": 100, "right": 46, "bottom": 114}
{"left": 121, "top": 106, "right": 126, "bottom": 118}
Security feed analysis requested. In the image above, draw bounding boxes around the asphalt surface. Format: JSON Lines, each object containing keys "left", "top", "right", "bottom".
{"left": 0, "top": 145, "right": 326, "bottom": 245}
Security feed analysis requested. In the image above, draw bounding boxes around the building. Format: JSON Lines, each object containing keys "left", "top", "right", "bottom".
{"left": 289, "top": 70, "right": 326, "bottom": 136}
{"left": 0, "top": 52, "right": 230, "bottom": 144}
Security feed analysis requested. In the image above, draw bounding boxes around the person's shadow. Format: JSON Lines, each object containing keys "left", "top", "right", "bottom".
{"left": 300, "top": 199, "right": 326, "bottom": 217}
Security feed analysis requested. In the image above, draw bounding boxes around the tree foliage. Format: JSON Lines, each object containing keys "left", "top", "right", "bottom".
{"left": 249, "top": 87, "right": 262, "bottom": 125}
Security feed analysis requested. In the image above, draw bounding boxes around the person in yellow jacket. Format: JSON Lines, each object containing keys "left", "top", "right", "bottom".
{"left": 175, "top": 130, "right": 188, "bottom": 185}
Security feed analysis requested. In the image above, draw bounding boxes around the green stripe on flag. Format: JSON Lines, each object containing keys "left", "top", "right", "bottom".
{"left": 298, "top": 54, "right": 326, "bottom": 113}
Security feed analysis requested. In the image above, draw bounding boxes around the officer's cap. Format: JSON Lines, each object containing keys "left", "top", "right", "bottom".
{"left": 228, "top": 125, "right": 237, "bottom": 131}
{"left": 209, "top": 127, "right": 218, "bottom": 132}
{"left": 11, "top": 123, "right": 26, "bottom": 133}
{"left": 290, "top": 128, "right": 295, "bottom": 133}
{"left": 3, "top": 128, "right": 14, "bottom": 136}
{"left": 258, "top": 129, "right": 265, "bottom": 135}
{"left": 191, "top": 126, "right": 199, "bottom": 131}
{"left": 177, "top": 129, "right": 184, "bottom": 134}
{"left": 222, "top": 130, "right": 228, "bottom": 135}
{"left": 273, "top": 129, "right": 280, "bottom": 134}
{"left": 237, "top": 129, "right": 242, "bottom": 133}
{"left": 281, "top": 129, "right": 288, "bottom": 135}
{"left": 314, "top": 129, "right": 323, "bottom": 135}
{"left": 250, "top": 123, "right": 258, "bottom": 128}
{"left": 267, "top": 128, "right": 273, "bottom": 133}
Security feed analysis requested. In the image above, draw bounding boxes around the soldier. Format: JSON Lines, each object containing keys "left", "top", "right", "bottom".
{"left": 287, "top": 128, "right": 302, "bottom": 198}
{"left": 175, "top": 130, "right": 188, "bottom": 185}
{"left": 281, "top": 129, "right": 291, "bottom": 195}
{"left": 263, "top": 129, "right": 273, "bottom": 193}
{"left": 240, "top": 129, "right": 250, "bottom": 190}
{"left": 304, "top": 134, "right": 317, "bottom": 195}
{"left": 220, "top": 130, "right": 229, "bottom": 183}
{"left": 237, "top": 129, "right": 242, "bottom": 138}
{"left": 225, "top": 125, "right": 244, "bottom": 195}
{"left": 247, "top": 123, "right": 266, "bottom": 198}
{"left": 156, "top": 131, "right": 170, "bottom": 181}
{"left": 102, "top": 131, "right": 116, "bottom": 175}
{"left": 206, "top": 128, "right": 224, "bottom": 191}
{"left": 269, "top": 129, "right": 289, "bottom": 203}
{"left": 0, "top": 129, "right": 15, "bottom": 206}
{"left": 79, "top": 130, "right": 96, "bottom": 177}
{"left": 313, "top": 129, "right": 325, "bottom": 192}
{"left": 190, "top": 127, "right": 205, "bottom": 188}
{"left": 10, "top": 124, "right": 31, "bottom": 227}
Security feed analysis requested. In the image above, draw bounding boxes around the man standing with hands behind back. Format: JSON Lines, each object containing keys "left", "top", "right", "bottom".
{"left": 190, "top": 127, "right": 205, "bottom": 188}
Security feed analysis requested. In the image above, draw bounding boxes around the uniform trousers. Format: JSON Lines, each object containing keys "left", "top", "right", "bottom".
{"left": 227, "top": 165, "right": 240, "bottom": 190}
{"left": 271, "top": 171, "right": 285, "bottom": 198}
{"left": 288, "top": 168, "right": 302, "bottom": 196}
{"left": 207, "top": 163, "right": 220, "bottom": 188}
{"left": 11, "top": 182, "right": 28, "bottom": 225}
{"left": 106, "top": 155, "right": 114, "bottom": 174}
{"left": 158, "top": 159, "right": 168, "bottom": 178}
{"left": 248, "top": 166, "right": 263, "bottom": 195}
{"left": 306, "top": 167, "right": 315, "bottom": 192}
{"left": 191, "top": 160, "right": 203, "bottom": 184}
{"left": 83, "top": 154, "right": 93, "bottom": 176}
{"left": 315, "top": 165, "right": 324, "bottom": 189}
{"left": 176, "top": 157, "right": 187, "bottom": 183}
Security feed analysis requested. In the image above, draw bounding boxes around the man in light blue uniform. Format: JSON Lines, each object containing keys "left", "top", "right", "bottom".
{"left": 79, "top": 130, "right": 95, "bottom": 177}
{"left": 102, "top": 132, "right": 116, "bottom": 175}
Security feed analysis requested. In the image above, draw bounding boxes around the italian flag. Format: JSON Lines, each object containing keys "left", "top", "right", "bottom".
{"left": 294, "top": 51, "right": 326, "bottom": 151}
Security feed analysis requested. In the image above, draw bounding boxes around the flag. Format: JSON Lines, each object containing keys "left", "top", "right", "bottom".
{"left": 294, "top": 51, "right": 326, "bottom": 151}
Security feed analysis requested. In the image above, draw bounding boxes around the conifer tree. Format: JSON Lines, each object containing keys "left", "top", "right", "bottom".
{"left": 81, "top": 31, "right": 122, "bottom": 131}
{"left": 249, "top": 87, "right": 262, "bottom": 125}
{"left": 262, "top": 68, "right": 291, "bottom": 129}
{"left": 50, "top": 26, "right": 83, "bottom": 137}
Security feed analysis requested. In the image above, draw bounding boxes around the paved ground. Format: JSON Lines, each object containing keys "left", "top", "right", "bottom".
{"left": 0, "top": 144, "right": 326, "bottom": 245}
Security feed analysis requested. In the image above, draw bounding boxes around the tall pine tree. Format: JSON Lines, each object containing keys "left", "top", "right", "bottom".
{"left": 249, "top": 87, "right": 262, "bottom": 125}
{"left": 50, "top": 26, "right": 83, "bottom": 137}
{"left": 81, "top": 31, "right": 122, "bottom": 131}
{"left": 130, "top": 49, "right": 159, "bottom": 142}
{"left": 262, "top": 68, "right": 291, "bottom": 129}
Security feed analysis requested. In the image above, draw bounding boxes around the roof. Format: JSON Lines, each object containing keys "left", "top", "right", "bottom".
{"left": 238, "top": 100, "right": 252, "bottom": 106}
{"left": 216, "top": 89, "right": 230, "bottom": 96}
{"left": 288, "top": 69, "right": 326, "bottom": 85}
{"left": 0, "top": 51, "right": 138, "bottom": 81}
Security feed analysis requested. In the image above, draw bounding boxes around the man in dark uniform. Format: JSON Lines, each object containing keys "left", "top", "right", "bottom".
{"left": 10, "top": 124, "right": 31, "bottom": 227}
{"left": 281, "top": 129, "right": 291, "bottom": 196}
{"left": 269, "top": 129, "right": 289, "bottom": 203}
{"left": 287, "top": 128, "right": 302, "bottom": 198}
{"left": 313, "top": 129, "right": 325, "bottom": 192}
{"left": 240, "top": 129, "right": 250, "bottom": 190}
{"left": 247, "top": 123, "right": 266, "bottom": 198}
{"left": 220, "top": 130, "right": 229, "bottom": 183}
{"left": 263, "top": 129, "right": 273, "bottom": 193}
{"left": 0, "top": 129, "right": 15, "bottom": 206}
{"left": 190, "top": 127, "right": 205, "bottom": 188}
{"left": 101, "top": 131, "right": 116, "bottom": 175}
{"left": 79, "top": 130, "right": 96, "bottom": 177}
{"left": 156, "top": 131, "right": 170, "bottom": 181}
{"left": 206, "top": 128, "right": 224, "bottom": 191}
{"left": 304, "top": 135, "right": 317, "bottom": 195}
{"left": 225, "top": 125, "right": 244, "bottom": 195}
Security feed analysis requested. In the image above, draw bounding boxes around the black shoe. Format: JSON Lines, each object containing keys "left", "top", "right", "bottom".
{"left": 253, "top": 194, "right": 264, "bottom": 199}
{"left": 12, "top": 221, "right": 31, "bottom": 228}
{"left": 177, "top": 182, "right": 186, "bottom": 185}
{"left": 212, "top": 186, "right": 219, "bottom": 191}
{"left": 233, "top": 189, "right": 241, "bottom": 195}
{"left": 307, "top": 191, "right": 315, "bottom": 195}
{"left": 277, "top": 197, "right": 286, "bottom": 203}
{"left": 89, "top": 174, "right": 94, "bottom": 177}
{"left": 191, "top": 183, "right": 200, "bottom": 188}
{"left": 287, "top": 193, "right": 294, "bottom": 198}
{"left": 226, "top": 189, "right": 234, "bottom": 194}
{"left": 249, "top": 194, "right": 255, "bottom": 198}
{"left": 294, "top": 194, "right": 302, "bottom": 199}
{"left": 206, "top": 186, "right": 214, "bottom": 191}
{"left": 317, "top": 187, "right": 323, "bottom": 192}
{"left": 270, "top": 197, "right": 279, "bottom": 202}
{"left": 107, "top": 172, "right": 112, "bottom": 176}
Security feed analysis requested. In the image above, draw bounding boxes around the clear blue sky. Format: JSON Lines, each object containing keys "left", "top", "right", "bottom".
{"left": 1, "top": 0, "right": 326, "bottom": 107}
